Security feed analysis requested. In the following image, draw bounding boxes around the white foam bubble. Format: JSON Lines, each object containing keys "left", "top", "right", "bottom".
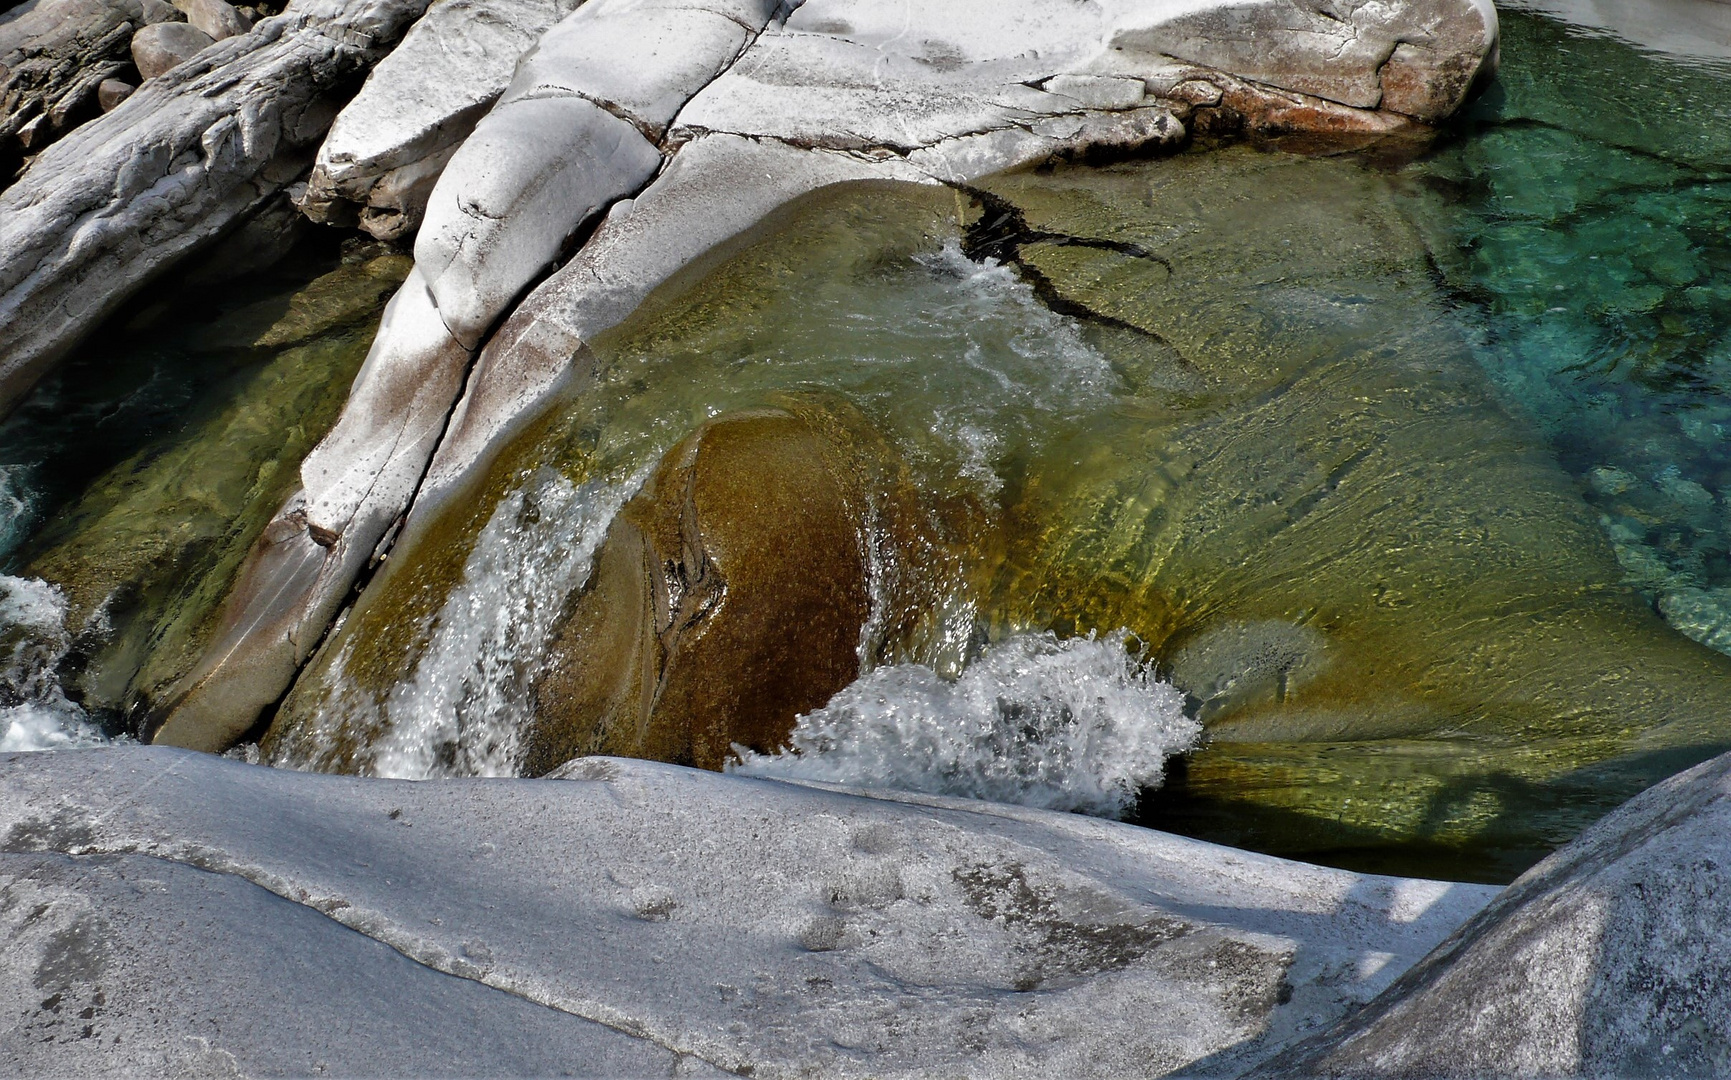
{"left": 0, "top": 575, "right": 113, "bottom": 752}
{"left": 732, "top": 629, "right": 1199, "bottom": 818}
{"left": 363, "top": 467, "right": 644, "bottom": 780}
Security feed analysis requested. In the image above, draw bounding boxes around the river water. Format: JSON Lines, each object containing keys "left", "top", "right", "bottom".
{"left": 4, "top": 5, "right": 1730, "bottom": 884}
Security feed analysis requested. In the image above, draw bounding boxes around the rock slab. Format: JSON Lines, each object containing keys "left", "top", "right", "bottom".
{"left": 0, "top": 745, "right": 1497, "bottom": 1078}
{"left": 1261, "top": 747, "right": 1731, "bottom": 1078}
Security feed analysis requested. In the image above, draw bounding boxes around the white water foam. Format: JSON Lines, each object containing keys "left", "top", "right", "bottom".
{"left": 908, "top": 242, "right": 1119, "bottom": 500}
{"left": 0, "top": 576, "right": 112, "bottom": 752}
{"left": 363, "top": 467, "right": 644, "bottom": 779}
{"left": 732, "top": 629, "right": 1199, "bottom": 818}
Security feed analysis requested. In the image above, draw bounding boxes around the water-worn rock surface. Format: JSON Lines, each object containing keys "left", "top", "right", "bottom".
{"left": 298, "top": 0, "right": 583, "bottom": 239}
{"left": 0, "top": 0, "right": 155, "bottom": 181}
{"left": 1261, "top": 747, "right": 1731, "bottom": 1078}
{"left": 171, "top": 0, "right": 1499, "bottom": 760}
{"left": 0, "top": 745, "right": 1497, "bottom": 1077}
{"left": 0, "top": 0, "right": 431, "bottom": 417}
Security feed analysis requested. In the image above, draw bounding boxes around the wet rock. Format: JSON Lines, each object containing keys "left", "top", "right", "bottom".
{"left": 298, "top": 0, "right": 581, "bottom": 241}
{"left": 172, "top": 0, "right": 1500, "bottom": 753}
{"left": 0, "top": 745, "right": 1500, "bottom": 1076}
{"left": 1261, "top": 748, "right": 1731, "bottom": 1078}
{"left": 0, "top": 0, "right": 433, "bottom": 421}
{"left": 171, "top": 0, "right": 249, "bottom": 40}
{"left": 20, "top": 255, "right": 405, "bottom": 737}
{"left": 95, "top": 76, "right": 134, "bottom": 110}
{"left": 0, "top": 0, "right": 144, "bottom": 180}
{"left": 525, "top": 408, "right": 872, "bottom": 774}
{"left": 128, "top": 19, "right": 213, "bottom": 79}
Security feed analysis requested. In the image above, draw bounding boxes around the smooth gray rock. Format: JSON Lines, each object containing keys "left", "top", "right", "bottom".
{"left": 0, "top": 0, "right": 143, "bottom": 174}
{"left": 414, "top": 94, "right": 662, "bottom": 348}
{"left": 0, "top": 851, "right": 700, "bottom": 1076}
{"left": 172, "top": 0, "right": 250, "bottom": 39}
{"left": 299, "top": 0, "right": 582, "bottom": 241}
{"left": 1259, "top": 748, "right": 1731, "bottom": 1078}
{"left": 128, "top": 19, "right": 213, "bottom": 79}
{"left": 0, "top": 745, "right": 1498, "bottom": 1077}
{"left": 0, "top": 0, "right": 434, "bottom": 417}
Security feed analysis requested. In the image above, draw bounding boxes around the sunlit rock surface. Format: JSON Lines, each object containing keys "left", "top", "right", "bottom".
{"left": 1262, "top": 747, "right": 1731, "bottom": 1078}
{"left": 0, "top": 0, "right": 433, "bottom": 416}
{"left": 183, "top": 0, "right": 1499, "bottom": 754}
{"left": 0, "top": 745, "right": 1498, "bottom": 1077}
{"left": 298, "top": 0, "right": 583, "bottom": 239}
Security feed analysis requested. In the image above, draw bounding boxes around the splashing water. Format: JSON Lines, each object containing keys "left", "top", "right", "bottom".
{"left": 0, "top": 577, "right": 112, "bottom": 752}
{"left": 351, "top": 468, "right": 643, "bottom": 779}
{"left": 732, "top": 630, "right": 1199, "bottom": 817}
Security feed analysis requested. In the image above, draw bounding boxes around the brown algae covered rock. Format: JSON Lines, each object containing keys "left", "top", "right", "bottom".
{"left": 525, "top": 407, "right": 873, "bottom": 774}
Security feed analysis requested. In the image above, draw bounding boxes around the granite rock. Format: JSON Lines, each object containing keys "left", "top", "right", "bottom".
{"left": 1260, "top": 748, "right": 1731, "bottom": 1078}
{"left": 0, "top": 744, "right": 1498, "bottom": 1078}
{"left": 128, "top": 19, "right": 213, "bottom": 79}
{"left": 298, "top": 0, "right": 583, "bottom": 240}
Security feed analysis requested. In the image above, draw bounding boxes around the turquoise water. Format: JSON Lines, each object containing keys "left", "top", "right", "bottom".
{"left": 1399, "top": 7, "right": 1731, "bottom": 654}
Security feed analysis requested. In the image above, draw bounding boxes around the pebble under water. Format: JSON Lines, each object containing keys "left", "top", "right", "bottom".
{"left": 3, "top": 6, "right": 1731, "bottom": 887}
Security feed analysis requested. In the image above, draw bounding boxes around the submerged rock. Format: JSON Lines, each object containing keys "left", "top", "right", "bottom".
{"left": 980, "top": 149, "right": 1731, "bottom": 876}
{"left": 17, "top": 253, "right": 406, "bottom": 741}
{"left": 0, "top": 745, "right": 1499, "bottom": 1077}
{"left": 0, "top": 0, "right": 433, "bottom": 417}
{"left": 525, "top": 408, "right": 873, "bottom": 774}
{"left": 1261, "top": 747, "right": 1731, "bottom": 1078}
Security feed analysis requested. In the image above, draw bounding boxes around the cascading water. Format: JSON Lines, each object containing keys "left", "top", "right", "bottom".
{"left": 282, "top": 468, "right": 645, "bottom": 779}
{"left": 0, "top": 577, "right": 112, "bottom": 751}
{"left": 732, "top": 629, "right": 1197, "bottom": 817}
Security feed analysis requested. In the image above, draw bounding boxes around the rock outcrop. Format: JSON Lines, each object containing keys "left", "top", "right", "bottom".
{"left": 0, "top": 0, "right": 433, "bottom": 419}
{"left": 1261, "top": 747, "right": 1731, "bottom": 1078}
{"left": 0, "top": 0, "right": 152, "bottom": 180}
{"left": 297, "top": 0, "right": 583, "bottom": 240}
{"left": 0, "top": 744, "right": 1498, "bottom": 1077}
{"left": 164, "top": 0, "right": 1499, "bottom": 752}
{"left": 527, "top": 407, "right": 875, "bottom": 774}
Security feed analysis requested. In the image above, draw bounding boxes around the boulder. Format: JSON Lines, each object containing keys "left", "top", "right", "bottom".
{"left": 298, "top": 0, "right": 582, "bottom": 241}
{"left": 0, "top": 0, "right": 435, "bottom": 417}
{"left": 0, "top": 744, "right": 1499, "bottom": 1077}
{"left": 128, "top": 19, "right": 213, "bottom": 79}
{"left": 95, "top": 75, "right": 134, "bottom": 110}
{"left": 171, "top": 0, "right": 249, "bottom": 39}
{"left": 0, "top": 0, "right": 144, "bottom": 180}
{"left": 1260, "top": 748, "right": 1731, "bottom": 1078}
{"left": 523, "top": 408, "right": 874, "bottom": 774}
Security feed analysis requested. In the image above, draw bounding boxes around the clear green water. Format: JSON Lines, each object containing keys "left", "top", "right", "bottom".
{"left": 1399, "top": 9, "right": 1731, "bottom": 657}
